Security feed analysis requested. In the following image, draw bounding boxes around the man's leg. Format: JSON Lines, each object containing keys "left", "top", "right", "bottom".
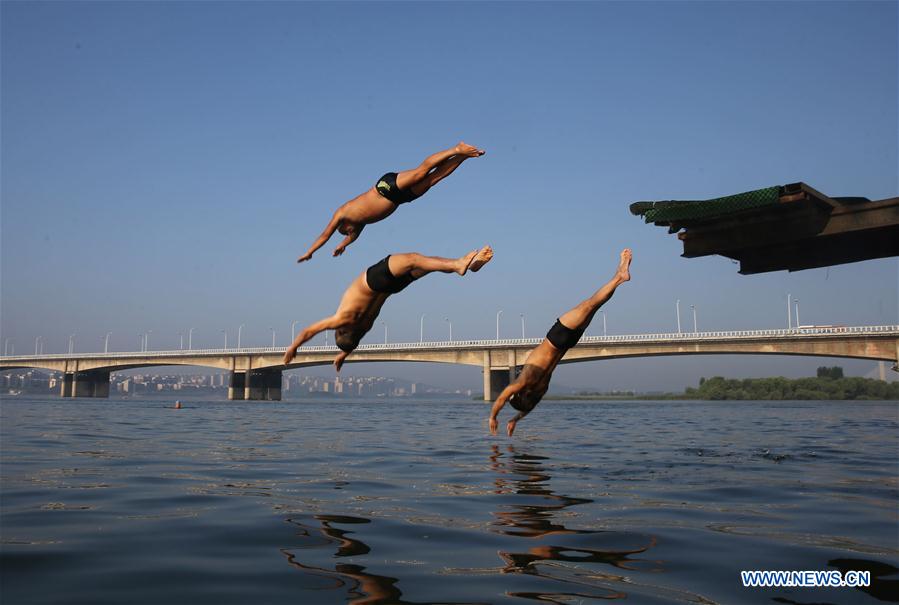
{"left": 387, "top": 246, "right": 493, "bottom": 279}
{"left": 395, "top": 142, "right": 484, "bottom": 191}
{"left": 558, "top": 249, "right": 632, "bottom": 330}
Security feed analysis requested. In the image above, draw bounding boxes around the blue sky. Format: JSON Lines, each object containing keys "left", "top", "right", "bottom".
{"left": 2, "top": 1, "right": 896, "bottom": 390}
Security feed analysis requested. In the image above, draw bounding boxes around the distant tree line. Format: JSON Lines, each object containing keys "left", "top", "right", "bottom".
{"left": 683, "top": 367, "right": 898, "bottom": 400}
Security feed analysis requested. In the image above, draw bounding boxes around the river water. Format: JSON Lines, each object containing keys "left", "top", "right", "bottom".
{"left": 1, "top": 397, "right": 896, "bottom": 604}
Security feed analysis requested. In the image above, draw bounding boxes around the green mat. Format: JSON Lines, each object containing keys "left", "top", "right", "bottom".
{"left": 630, "top": 186, "right": 782, "bottom": 224}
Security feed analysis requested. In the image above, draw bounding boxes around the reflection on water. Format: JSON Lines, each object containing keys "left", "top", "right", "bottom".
{"left": 279, "top": 445, "right": 668, "bottom": 604}
{"left": 488, "top": 445, "right": 662, "bottom": 603}
{"left": 2, "top": 398, "right": 897, "bottom": 604}
{"left": 282, "top": 515, "right": 486, "bottom": 605}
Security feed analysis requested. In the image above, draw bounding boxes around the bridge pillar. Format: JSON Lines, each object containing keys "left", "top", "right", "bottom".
{"left": 228, "top": 371, "right": 246, "bottom": 400}
{"left": 60, "top": 373, "right": 73, "bottom": 397}
{"left": 245, "top": 369, "right": 282, "bottom": 401}
{"left": 61, "top": 371, "right": 110, "bottom": 398}
{"left": 483, "top": 366, "right": 521, "bottom": 401}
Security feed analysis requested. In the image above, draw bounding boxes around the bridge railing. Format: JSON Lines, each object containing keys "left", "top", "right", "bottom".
{"left": 1, "top": 325, "right": 897, "bottom": 362}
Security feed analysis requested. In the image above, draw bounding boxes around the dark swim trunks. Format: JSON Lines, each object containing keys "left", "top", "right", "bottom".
{"left": 375, "top": 172, "right": 421, "bottom": 205}
{"left": 546, "top": 319, "right": 585, "bottom": 352}
{"left": 365, "top": 256, "right": 418, "bottom": 294}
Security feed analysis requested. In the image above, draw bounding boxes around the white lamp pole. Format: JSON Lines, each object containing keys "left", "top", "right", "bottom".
{"left": 188, "top": 327, "right": 195, "bottom": 350}
{"left": 270, "top": 327, "right": 276, "bottom": 347}
{"left": 178, "top": 332, "right": 183, "bottom": 350}
{"left": 105, "top": 332, "right": 112, "bottom": 353}
{"left": 420, "top": 314, "right": 426, "bottom": 343}
{"left": 601, "top": 311, "right": 607, "bottom": 336}
{"left": 238, "top": 324, "right": 245, "bottom": 349}
{"left": 787, "top": 293, "right": 792, "bottom": 329}
{"left": 382, "top": 321, "right": 387, "bottom": 344}
{"left": 221, "top": 330, "right": 228, "bottom": 349}
{"left": 69, "top": 334, "right": 75, "bottom": 354}
{"left": 691, "top": 305, "right": 697, "bottom": 333}
{"left": 676, "top": 299, "right": 682, "bottom": 334}
{"left": 795, "top": 299, "right": 800, "bottom": 327}
{"left": 520, "top": 314, "right": 525, "bottom": 338}
{"left": 291, "top": 320, "right": 299, "bottom": 341}
{"left": 445, "top": 317, "right": 452, "bottom": 342}
{"left": 496, "top": 310, "right": 503, "bottom": 339}
{"left": 145, "top": 331, "right": 152, "bottom": 351}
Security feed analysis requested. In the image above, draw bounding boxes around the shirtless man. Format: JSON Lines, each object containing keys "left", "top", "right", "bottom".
{"left": 297, "top": 142, "right": 485, "bottom": 262}
{"left": 284, "top": 246, "right": 494, "bottom": 370}
{"left": 489, "top": 249, "right": 632, "bottom": 436}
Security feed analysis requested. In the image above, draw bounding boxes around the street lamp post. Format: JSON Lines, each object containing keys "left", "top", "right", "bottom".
{"left": 221, "top": 330, "right": 228, "bottom": 349}
{"left": 270, "top": 327, "right": 276, "bottom": 348}
{"left": 291, "top": 320, "right": 300, "bottom": 341}
{"left": 496, "top": 310, "right": 503, "bottom": 339}
{"left": 238, "top": 324, "right": 245, "bottom": 349}
{"left": 178, "top": 332, "right": 183, "bottom": 350}
{"left": 69, "top": 334, "right": 75, "bottom": 354}
{"left": 445, "top": 317, "right": 453, "bottom": 342}
{"left": 381, "top": 321, "right": 387, "bottom": 344}
{"left": 676, "top": 299, "right": 682, "bottom": 334}
{"left": 795, "top": 299, "right": 800, "bottom": 327}
{"left": 188, "top": 327, "right": 195, "bottom": 350}
{"left": 520, "top": 314, "right": 525, "bottom": 338}
{"left": 104, "top": 332, "right": 112, "bottom": 353}
{"left": 787, "top": 293, "right": 792, "bottom": 329}
{"left": 3, "top": 338, "right": 9, "bottom": 356}
{"left": 420, "top": 314, "right": 426, "bottom": 343}
{"left": 601, "top": 311, "right": 607, "bottom": 337}
{"left": 145, "top": 331, "right": 152, "bottom": 351}
{"left": 35, "top": 336, "right": 41, "bottom": 355}
{"left": 138, "top": 334, "right": 144, "bottom": 352}
{"left": 691, "top": 305, "right": 697, "bottom": 333}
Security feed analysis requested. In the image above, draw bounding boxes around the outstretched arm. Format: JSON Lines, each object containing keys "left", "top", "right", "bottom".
{"left": 298, "top": 213, "right": 341, "bottom": 263}
{"left": 488, "top": 382, "right": 524, "bottom": 435}
{"left": 283, "top": 315, "right": 344, "bottom": 364}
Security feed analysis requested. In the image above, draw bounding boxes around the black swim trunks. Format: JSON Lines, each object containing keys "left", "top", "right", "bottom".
{"left": 365, "top": 256, "right": 418, "bottom": 294}
{"left": 546, "top": 319, "right": 585, "bottom": 352}
{"left": 375, "top": 172, "right": 421, "bottom": 205}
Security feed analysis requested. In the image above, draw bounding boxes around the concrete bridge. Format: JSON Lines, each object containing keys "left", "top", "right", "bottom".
{"left": 1, "top": 325, "right": 896, "bottom": 401}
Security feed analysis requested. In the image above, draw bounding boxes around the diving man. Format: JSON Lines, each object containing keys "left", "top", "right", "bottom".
{"left": 297, "top": 142, "right": 485, "bottom": 262}
{"left": 489, "top": 249, "right": 632, "bottom": 436}
{"left": 284, "top": 247, "right": 494, "bottom": 370}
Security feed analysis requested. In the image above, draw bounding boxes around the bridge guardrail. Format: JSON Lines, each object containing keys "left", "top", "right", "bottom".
{"left": 1, "top": 325, "right": 897, "bottom": 362}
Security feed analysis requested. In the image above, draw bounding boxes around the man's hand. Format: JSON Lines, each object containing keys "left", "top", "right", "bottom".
{"left": 333, "top": 350, "right": 349, "bottom": 372}
{"left": 507, "top": 417, "right": 519, "bottom": 436}
{"left": 283, "top": 346, "right": 297, "bottom": 365}
{"left": 488, "top": 415, "right": 498, "bottom": 435}
{"left": 297, "top": 253, "right": 312, "bottom": 263}
{"left": 332, "top": 246, "right": 346, "bottom": 257}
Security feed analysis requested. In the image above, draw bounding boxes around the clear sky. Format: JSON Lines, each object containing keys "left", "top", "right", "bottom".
{"left": 2, "top": 1, "right": 896, "bottom": 391}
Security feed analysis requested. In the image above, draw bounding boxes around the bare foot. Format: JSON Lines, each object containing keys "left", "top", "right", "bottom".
{"left": 458, "top": 245, "right": 493, "bottom": 275}
{"left": 616, "top": 248, "right": 632, "bottom": 282}
{"left": 455, "top": 141, "right": 485, "bottom": 157}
